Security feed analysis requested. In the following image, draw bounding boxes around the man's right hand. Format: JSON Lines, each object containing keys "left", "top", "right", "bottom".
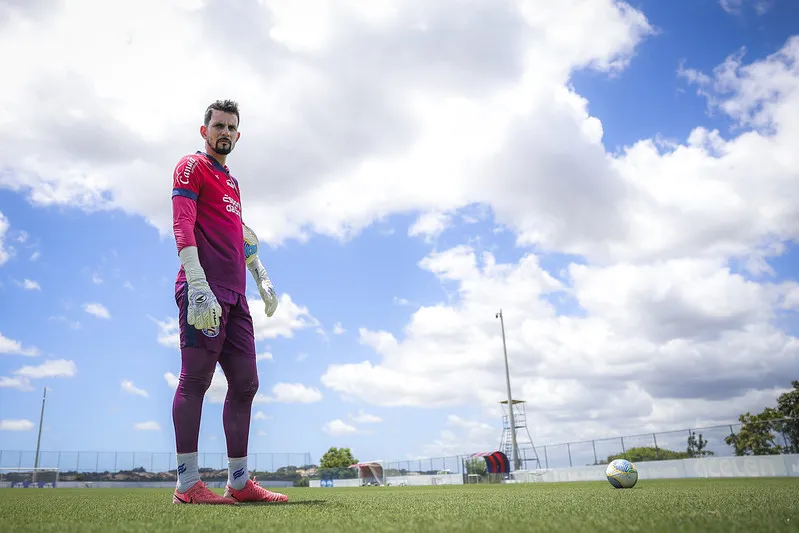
{"left": 179, "top": 245, "right": 222, "bottom": 331}
{"left": 186, "top": 279, "right": 222, "bottom": 331}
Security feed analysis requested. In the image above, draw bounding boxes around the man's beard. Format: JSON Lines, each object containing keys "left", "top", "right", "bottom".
{"left": 215, "top": 139, "right": 233, "bottom": 155}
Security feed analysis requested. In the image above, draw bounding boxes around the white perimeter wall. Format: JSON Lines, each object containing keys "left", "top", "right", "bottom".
{"left": 518, "top": 454, "right": 799, "bottom": 483}
{"left": 309, "top": 474, "right": 464, "bottom": 488}
{"left": 309, "top": 454, "right": 799, "bottom": 488}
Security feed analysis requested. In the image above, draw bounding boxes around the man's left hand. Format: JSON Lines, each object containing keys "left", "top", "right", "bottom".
{"left": 243, "top": 222, "right": 279, "bottom": 318}
{"left": 257, "top": 277, "right": 278, "bottom": 317}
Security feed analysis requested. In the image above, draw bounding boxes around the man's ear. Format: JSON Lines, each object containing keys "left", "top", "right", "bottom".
{"left": 200, "top": 125, "right": 208, "bottom": 140}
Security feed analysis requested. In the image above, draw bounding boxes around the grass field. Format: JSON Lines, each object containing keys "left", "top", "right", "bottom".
{"left": 2, "top": 478, "right": 799, "bottom": 532}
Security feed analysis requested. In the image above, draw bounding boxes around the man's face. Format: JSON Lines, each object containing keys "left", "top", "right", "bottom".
{"left": 201, "top": 110, "right": 240, "bottom": 156}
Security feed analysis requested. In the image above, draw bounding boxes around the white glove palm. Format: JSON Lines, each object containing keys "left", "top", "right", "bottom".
{"left": 179, "top": 246, "right": 222, "bottom": 331}
{"left": 253, "top": 263, "right": 278, "bottom": 317}
{"left": 187, "top": 279, "right": 222, "bottom": 330}
{"left": 243, "top": 223, "right": 279, "bottom": 318}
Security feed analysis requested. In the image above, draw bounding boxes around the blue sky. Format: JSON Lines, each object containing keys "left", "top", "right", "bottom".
{"left": 1, "top": 0, "right": 798, "bottom": 472}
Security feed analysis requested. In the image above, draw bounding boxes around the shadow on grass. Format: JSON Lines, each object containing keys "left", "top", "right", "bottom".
{"left": 238, "top": 499, "right": 328, "bottom": 507}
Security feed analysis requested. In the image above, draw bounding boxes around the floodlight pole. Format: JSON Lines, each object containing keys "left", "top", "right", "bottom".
{"left": 33, "top": 386, "right": 47, "bottom": 482}
{"left": 496, "top": 310, "right": 521, "bottom": 471}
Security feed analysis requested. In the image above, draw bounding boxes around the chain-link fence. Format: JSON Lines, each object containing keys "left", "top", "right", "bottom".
{"left": 524, "top": 417, "right": 796, "bottom": 469}
{"left": 368, "top": 418, "right": 797, "bottom": 476}
{"left": 0, "top": 451, "right": 313, "bottom": 484}
{"left": 2, "top": 417, "right": 795, "bottom": 484}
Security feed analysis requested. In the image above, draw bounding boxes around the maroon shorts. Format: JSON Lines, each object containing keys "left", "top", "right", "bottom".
{"left": 175, "top": 281, "right": 256, "bottom": 360}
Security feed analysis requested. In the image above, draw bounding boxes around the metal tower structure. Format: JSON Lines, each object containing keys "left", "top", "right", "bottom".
{"left": 495, "top": 309, "right": 520, "bottom": 470}
{"left": 499, "top": 399, "right": 541, "bottom": 470}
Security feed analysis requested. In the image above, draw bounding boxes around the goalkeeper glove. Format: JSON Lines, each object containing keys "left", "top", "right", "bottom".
{"left": 243, "top": 223, "right": 278, "bottom": 317}
{"left": 179, "top": 246, "right": 222, "bottom": 331}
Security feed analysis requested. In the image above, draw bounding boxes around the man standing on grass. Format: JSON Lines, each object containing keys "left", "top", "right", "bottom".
{"left": 170, "top": 99, "right": 287, "bottom": 505}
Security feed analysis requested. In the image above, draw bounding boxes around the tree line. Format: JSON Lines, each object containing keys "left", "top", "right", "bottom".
{"left": 724, "top": 380, "right": 798, "bottom": 456}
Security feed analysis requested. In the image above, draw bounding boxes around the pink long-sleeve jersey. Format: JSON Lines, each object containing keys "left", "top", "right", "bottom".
{"left": 171, "top": 151, "right": 246, "bottom": 296}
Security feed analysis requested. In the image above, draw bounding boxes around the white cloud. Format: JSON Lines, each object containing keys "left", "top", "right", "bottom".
{"left": 164, "top": 370, "right": 320, "bottom": 405}
{"left": 133, "top": 421, "right": 160, "bottom": 431}
{"left": 567, "top": 258, "right": 794, "bottom": 343}
{"left": 315, "top": 38, "right": 799, "bottom": 441}
{"left": 408, "top": 211, "right": 452, "bottom": 241}
{"left": 269, "top": 383, "right": 323, "bottom": 404}
{"left": 720, "top": 0, "right": 745, "bottom": 13}
{"left": 83, "top": 303, "right": 110, "bottom": 319}
{"left": 321, "top": 243, "right": 799, "bottom": 439}
{"left": 250, "top": 294, "right": 320, "bottom": 340}
{"left": 14, "top": 359, "right": 78, "bottom": 379}
{"left": 754, "top": 0, "right": 774, "bottom": 15}
{"left": 0, "top": 419, "right": 35, "bottom": 431}
{"left": 0, "top": 0, "right": 653, "bottom": 248}
{"left": 0, "top": 211, "right": 9, "bottom": 266}
{"left": 332, "top": 322, "right": 346, "bottom": 335}
{"left": 782, "top": 284, "right": 799, "bottom": 311}
{"left": 152, "top": 316, "right": 179, "bottom": 350}
{"left": 719, "top": 0, "right": 772, "bottom": 15}
{"left": 323, "top": 419, "right": 359, "bottom": 436}
{"left": 0, "top": 376, "right": 34, "bottom": 392}
{"left": 14, "top": 279, "right": 41, "bottom": 291}
{"left": 254, "top": 411, "right": 270, "bottom": 421}
{"left": 349, "top": 409, "right": 382, "bottom": 424}
{"left": 121, "top": 379, "right": 148, "bottom": 398}
{"left": 422, "top": 415, "right": 497, "bottom": 457}
{"left": 321, "top": 246, "right": 563, "bottom": 408}
{"left": 256, "top": 352, "right": 273, "bottom": 362}
{"left": 0, "top": 332, "right": 39, "bottom": 356}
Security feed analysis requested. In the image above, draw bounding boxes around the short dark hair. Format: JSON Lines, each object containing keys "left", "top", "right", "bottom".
{"left": 204, "top": 99, "right": 240, "bottom": 127}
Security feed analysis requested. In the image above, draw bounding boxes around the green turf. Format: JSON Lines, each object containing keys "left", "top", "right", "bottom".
{"left": 2, "top": 478, "right": 798, "bottom": 532}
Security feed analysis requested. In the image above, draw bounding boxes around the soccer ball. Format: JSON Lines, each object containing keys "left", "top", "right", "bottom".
{"left": 606, "top": 459, "right": 638, "bottom": 489}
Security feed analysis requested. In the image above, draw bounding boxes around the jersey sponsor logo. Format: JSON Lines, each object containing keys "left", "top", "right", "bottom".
{"left": 223, "top": 194, "right": 241, "bottom": 218}
{"left": 226, "top": 177, "right": 236, "bottom": 190}
{"left": 175, "top": 157, "right": 198, "bottom": 186}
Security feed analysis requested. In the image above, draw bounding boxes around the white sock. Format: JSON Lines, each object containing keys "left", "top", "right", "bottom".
{"left": 176, "top": 452, "right": 200, "bottom": 493}
{"left": 227, "top": 456, "right": 248, "bottom": 490}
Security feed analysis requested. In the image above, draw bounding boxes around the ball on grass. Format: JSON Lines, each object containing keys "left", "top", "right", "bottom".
{"left": 606, "top": 459, "right": 638, "bottom": 489}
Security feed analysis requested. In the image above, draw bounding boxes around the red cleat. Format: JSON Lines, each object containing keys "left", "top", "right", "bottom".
{"left": 224, "top": 476, "right": 288, "bottom": 503}
{"left": 173, "top": 480, "right": 237, "bottom": 505}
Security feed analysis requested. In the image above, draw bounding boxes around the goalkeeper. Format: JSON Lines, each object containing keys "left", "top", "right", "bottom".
{"left": 169, "top": 99, "right": 287, "bottom": 505}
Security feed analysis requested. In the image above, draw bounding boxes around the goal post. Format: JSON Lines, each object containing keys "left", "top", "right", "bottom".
{"left": 0, "top": 468, "right": 60, "bottom": 488}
